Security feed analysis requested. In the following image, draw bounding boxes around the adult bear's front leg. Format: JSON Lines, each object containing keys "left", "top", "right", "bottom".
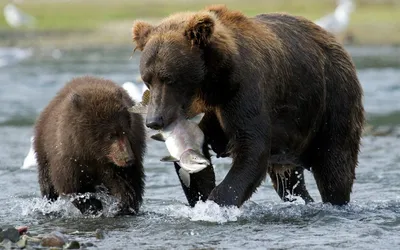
{"left": 174, "top": 140, "right": 216, "bottom": 207}
{"left": 207, "top": 112, "right": 271, "bottom": 207}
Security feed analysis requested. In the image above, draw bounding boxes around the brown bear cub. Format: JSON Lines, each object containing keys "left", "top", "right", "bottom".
{"left": 33, "top": 76, "right": 146, "bottom": 215}
{"left": 132, "top": 5, "right": 364, "bottom": 208}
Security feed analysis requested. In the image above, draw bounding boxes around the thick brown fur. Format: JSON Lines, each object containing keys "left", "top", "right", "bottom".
{"left": 34, "top": 76, "right": 146, "bottom": 215}
{"left": 132, "top": 5, "right": 364, "bottom": 207}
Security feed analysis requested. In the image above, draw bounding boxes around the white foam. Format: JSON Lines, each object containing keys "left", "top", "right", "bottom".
{"left": 157, "top": 200, "right": 243, "bottom": 224}
{"left": 13, "top": 192, "right": 121, "bottom": 218}
{"left": 17, "top": 196, "right": 82, "bottom": 218}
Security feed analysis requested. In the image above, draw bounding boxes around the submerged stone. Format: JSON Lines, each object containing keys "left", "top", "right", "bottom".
{"left": 40, "top": 234, "right": 66, "bottom": 248}
{"left": 95, "top": 229, "right": 104, "bottom": 240}
{"left": 82, "top": 242, "right": 95, "bottom": 247}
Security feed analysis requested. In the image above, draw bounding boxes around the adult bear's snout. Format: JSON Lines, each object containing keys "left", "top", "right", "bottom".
{"left": 146, "top": 116, "right": 164, "bottom": 130}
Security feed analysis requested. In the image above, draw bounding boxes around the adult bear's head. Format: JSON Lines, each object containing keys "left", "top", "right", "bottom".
{"left": 131, "top": 5, "right": 239, "bottom": 130}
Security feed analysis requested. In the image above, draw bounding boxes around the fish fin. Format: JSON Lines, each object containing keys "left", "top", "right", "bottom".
{"left": 178, "top": 168, "right": 190, "bottom": 187}
{"left": 160, "top": 156, "right": 179, "bottom": 162}
{"left": 150, "top": 133, "right": 166, "bottom": 142}
{"left": 141, "top": 89, "right": 150, "bottom": 106}
{"left": 189, "top": 112, "right": 205, "bottom": 124}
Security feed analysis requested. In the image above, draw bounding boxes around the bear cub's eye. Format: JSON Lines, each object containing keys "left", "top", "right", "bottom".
{"left": 107, "top": 133, "right": 118, "bottom": 140}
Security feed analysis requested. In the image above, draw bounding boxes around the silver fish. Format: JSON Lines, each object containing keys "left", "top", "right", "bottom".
{"left": 150, "top": 113, "right": 210, "bottom": 187}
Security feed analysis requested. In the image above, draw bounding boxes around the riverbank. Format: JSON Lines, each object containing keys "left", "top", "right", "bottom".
{"left": 0, "top": 0, "right": 399, "bottom": 49}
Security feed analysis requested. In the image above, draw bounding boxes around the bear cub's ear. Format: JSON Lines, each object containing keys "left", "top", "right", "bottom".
{"left": 132, "top": 21, "right": 154, "bottom": 51}
{"left": 185, "top": 13, "right": 215, "bottom": 48}
{"left": 70, "top": 93, "right": 83, "bottom": 111}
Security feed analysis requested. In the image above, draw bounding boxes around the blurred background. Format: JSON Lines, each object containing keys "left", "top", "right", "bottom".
{"left": 0, "top": 1, "right": 399, "bottom": 249}
{"left": 0, "top": 0, "right": 399, "bottom": 48}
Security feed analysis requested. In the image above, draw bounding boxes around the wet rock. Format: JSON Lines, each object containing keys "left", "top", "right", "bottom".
{"left": 95, "top": 229, "right": 104, "bottom": 240}
{"left": 0, "top": 228, "right": 20, "bottom": 243}
{"left": 0, "top": 239, "right": 13, "bottom": 249}
{"left": 40, "top": 232, "right": 66, "bottom": 248}
{"left": 16, "top": 226, "right": 28, "bottom": 235}
{"left": 82, "top": 242, "right": 95, "bottom": 247}
{"left": 16, "top": 236, "right": 27, "bottom": 248}
{"left": 41, "top": 236, "right": 65, "bottom": 248}
{"left": 23, "top": 235, "right": 42, "bottom": 244}
{"left": 64, "top": 240, "right": 80, "bottom": 249}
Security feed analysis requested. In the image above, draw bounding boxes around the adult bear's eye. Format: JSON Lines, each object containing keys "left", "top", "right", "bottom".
{"left": 159, "top": 76, "right": 173, "bottom": 85}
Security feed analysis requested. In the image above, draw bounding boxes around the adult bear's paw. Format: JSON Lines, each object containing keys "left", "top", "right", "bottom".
{"left": 207, "top": 184, "right": 241, "bottom": 207}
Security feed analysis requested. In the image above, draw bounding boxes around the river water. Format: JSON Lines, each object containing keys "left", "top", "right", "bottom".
{"left": 0, "top": 45, "right": 399, "bottom": 249}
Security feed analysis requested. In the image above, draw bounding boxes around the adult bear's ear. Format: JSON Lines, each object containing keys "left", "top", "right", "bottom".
{"left": 185, "top": 13, "right": 215, "bottom": 48}
{"left": 132, "top": 20, "right": 154, "bottom": 51}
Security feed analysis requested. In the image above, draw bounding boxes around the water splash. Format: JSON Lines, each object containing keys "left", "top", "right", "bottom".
{"left": 144, "top": 197, "right": 400, "bottom": 226}
{"left": 156, "top": 200, "right": 242, "bottom": 224}
{"left": 12, "top": 192, "right": 122, "bottom": 219}
{"left": 17, "top": 196, "right": 81, "bottom": 218}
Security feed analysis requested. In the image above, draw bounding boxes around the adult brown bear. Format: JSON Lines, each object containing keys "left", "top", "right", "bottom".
{"left": 34, "top": 76, "right": 146, "bottom": 215}
{"left": 131, "top": 5, "right": 364, "bottom": 207}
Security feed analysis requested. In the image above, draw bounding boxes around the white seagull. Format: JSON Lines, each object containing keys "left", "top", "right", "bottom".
{"left": 122, "top": 81, "right": 148, "bottom": 104}
{"left": 3, "top": 1, "right": 36, "bottom": 29}
{"left": 2, "top": 1, "right": 36, "bottom": 67}
{"left": 314, "top": 0, "right": 355, "bottom": 36}
{"left": 21, "top": 136, "right": 37, "bottom": 170}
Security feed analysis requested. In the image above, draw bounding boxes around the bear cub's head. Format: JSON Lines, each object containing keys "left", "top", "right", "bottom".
{"left": 68, "top": 86, "right": 137, "bottom": 168}
{"left": 132, "top": 6, "right": 237, "bottom": 130}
